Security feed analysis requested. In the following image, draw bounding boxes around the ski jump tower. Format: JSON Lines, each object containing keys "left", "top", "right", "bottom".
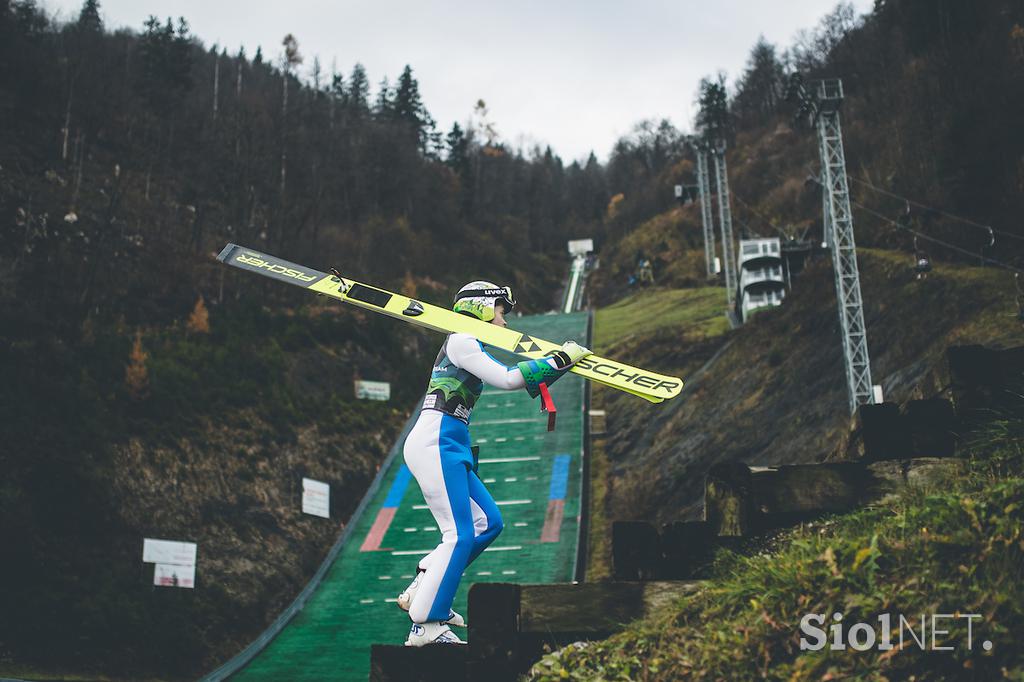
{"left": 712, "top": 139, "right": 739, "bottom": 315}
{"left": 563, "top": 239, "right": 594, "bottom": 313}
{"left": 691, "top": 139, "right": 717, "bottom": 279}
{"left": 789, "top": 75, "right": 874, "bottom": 414}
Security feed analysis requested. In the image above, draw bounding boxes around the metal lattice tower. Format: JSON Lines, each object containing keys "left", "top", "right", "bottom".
{"left": 712, "top": 140, "right": 738, "bottom": 308}
{"left": 695, "top": 148, "right": 717, "bottom": 278}
{"left": 794, "top": 77, "right": 873, "bottom": 413}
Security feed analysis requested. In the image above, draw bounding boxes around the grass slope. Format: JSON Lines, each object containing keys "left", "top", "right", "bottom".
{"left": 594, "top": 287, "right": 730, "bottom": 350}
{"left": 586, "top": 285, "right": 732, "bottom": 580}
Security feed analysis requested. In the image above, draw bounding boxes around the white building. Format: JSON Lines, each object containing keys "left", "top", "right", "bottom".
{"left": 738, "top": 238, "right": 786, "bottom": 322}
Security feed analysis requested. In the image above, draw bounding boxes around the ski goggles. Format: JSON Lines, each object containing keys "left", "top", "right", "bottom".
{"left": 454, "top": 286, "right": 516, "bottom": 312}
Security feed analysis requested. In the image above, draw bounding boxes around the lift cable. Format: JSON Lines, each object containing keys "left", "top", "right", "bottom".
{"left": 806, "top": 175, "right": 1024, "bottom": 275}
{"left": 848, "top": 176, "right": 1022, "bottom": 243}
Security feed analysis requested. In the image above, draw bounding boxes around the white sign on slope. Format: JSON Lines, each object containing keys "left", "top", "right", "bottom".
{"left": 154, "top": 563, "right": 195, "bottom": 589}
{"left": 142, "top": 539, "right": 197, "bottom": 566}
{"left": 302, "top": 478, "right": 330, "bottom": 518}
{"left": 354, "top": 380, "right": 390, "bottom": 401}
{"left": 567, "top": 239, "right": 594, "bottom": 256}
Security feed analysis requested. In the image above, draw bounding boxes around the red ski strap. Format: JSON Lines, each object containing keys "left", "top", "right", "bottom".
{"left": 538, "top": 382, "right": 556, "bottom": 432}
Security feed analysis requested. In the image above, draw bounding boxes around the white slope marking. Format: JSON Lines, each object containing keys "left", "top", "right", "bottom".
{"left": 494, "top": 437, "right": 508, "bottom": 443}
{"left": 391, "top": 549, "right": 432, "bottom": 556}
{"left": 495, "top": 499, "right": 531, "bottom": 506}
{"left": 476, "top": 438, "right": 488, "bottom": 444}
{"left": 473, "top": 418, "right": 537, "bottom": 426}
{"left": 478, "top": 456, "right": 541, "bottom": 464}
{"left": 504, "top": 477, "right": 518, "bottom": 482}
{"left": 477, "top": 571, "right": 493, "bottom": 576}
{"left": 384, "top": 598, "right": 399, "bottom": 603}
{"left": 525, "top": 476, "right": 538, "bottom": 481}
{"left": 360, "top": 599, "right": 374, "bottom": 604}
{"left": 401, "top": 574, "right": 413, "bottom": 579}
{"left": 421, "top": 527, "right": 436, "bottom": 531}
{"left": 483, "top": 478, "right": 496, "bottom": 483}
{"left": 514, "top": 436, "right": 525, "bottom": 441}
{"left": 483, "top": 545, "right": 522, "bottom": 552}
{"left": 403, "top": 528, "right": 417, "bottom": 532}
{"left": 513, "top": 522, "right": 529, "bottom": 527}
{"left": 378, "top": 575, "right": 391, "bottom": 580}
{"left": 502, "top": 570, "right": 517, "bottom": 575}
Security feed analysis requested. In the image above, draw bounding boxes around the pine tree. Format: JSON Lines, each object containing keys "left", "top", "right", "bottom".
{"left": 446, "top": 122, "right": 468, "bottom": 170}
{"left": 733, "top": 36, "right": 785, "bottom": 126}
{"left": 394, "top": 65, "right": 424, "bottom": 140}
{"left": 124, "top": 331, "right": 150, "bottom": 400}
{"left": 137, "top": 15, "right": 193, "bottom": 112}
{"left": 77, "top": 0, "right": 102, "bottom": 32}
{"left": 695, "top": 73, "right": 730, "bottom": 143}
{"left": 348, "top": 62, "right": 369, "bottom": 113}
{"left": 374, "top": 76, "right": 393, "bottom": 117}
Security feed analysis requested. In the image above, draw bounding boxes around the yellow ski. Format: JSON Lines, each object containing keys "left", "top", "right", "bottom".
{"left": 217, "top": 244, "right": 683, "bottom": 403}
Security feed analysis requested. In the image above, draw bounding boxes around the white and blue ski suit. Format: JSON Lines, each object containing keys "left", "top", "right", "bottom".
{"left": 403, "top": 333, "right": 563, "bottom": 624}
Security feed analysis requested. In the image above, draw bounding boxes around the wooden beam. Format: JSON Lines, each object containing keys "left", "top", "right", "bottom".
{"left": 904, "top": 399, "right": 957, "bottom": 457}
{"left": 611, "top": 520, "right": 660, "bottom": 580}
{"left": 518, "top": 581, "right": 701, "bottom": 634}
{"left": 851, "top": 402, "right": 912, "bottom": 462}
{"left": 750, "top": 462, "right": 878, "bottom": 515}
{"left": 948, "top": 345, "right": 1024, "bottom": 419}
{"left": 749, "top": 458, "right": 965, "bottom": 518}
{"left": 369, "top": 643, "right": 468, "bottom": 682}
{"left": 467, "top": 581, "right": 702, "bottom": 678}
{"left": 659, "top": 520, "right": 717, "bottom": 579}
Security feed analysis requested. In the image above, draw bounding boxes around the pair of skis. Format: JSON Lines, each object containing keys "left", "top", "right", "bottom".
{"left": 216, "top": 244, "right": 683, "bottom": 404}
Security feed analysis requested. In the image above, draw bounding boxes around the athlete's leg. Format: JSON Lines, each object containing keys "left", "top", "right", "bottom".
{"left": 466, "top": 471, "right": 503, "bottom": 565}
{"left": 404, "top": 414, "right": 477, "bottom": 624}
{"left": 401, "top": 413, "right": 444, "bottom": 612}
{"left": 407, "top": 457, "right": 474, "bottom": 622}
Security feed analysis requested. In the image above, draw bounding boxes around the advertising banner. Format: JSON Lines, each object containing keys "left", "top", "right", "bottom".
{"left": 354, "top": 380, "right": 391, "bottom": 401}
{"left": 143, "top": 539, "right": 197, "bottom": 566}
{"left": 302, "top": 478, "right": 330, "bottom": 518}
{"left": 154, "top": 563, "right": 195, "bottom": 588}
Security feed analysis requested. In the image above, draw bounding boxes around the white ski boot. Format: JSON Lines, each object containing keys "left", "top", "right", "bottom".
{"left": 397, "top": 571, "right": 465, "bottom": 627}
{"left": 405, "top": 621, "right": 465, "bottom": 646}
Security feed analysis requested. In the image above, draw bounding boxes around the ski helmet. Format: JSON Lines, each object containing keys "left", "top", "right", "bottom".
{"left": 453, "top": 281, "right": 516, "bottom": 322}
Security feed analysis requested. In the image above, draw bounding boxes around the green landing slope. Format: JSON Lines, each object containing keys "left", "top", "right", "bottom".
{"left": 229, "top": 312, "right": 589, "bottom": 681}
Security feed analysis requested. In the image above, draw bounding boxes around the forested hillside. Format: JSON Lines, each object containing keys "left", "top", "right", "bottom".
{"left": 0, "top": 0, "right": 612, "bottom": 678}
{"left": 591, "top": 0, "right": 1024, "bottom": 302}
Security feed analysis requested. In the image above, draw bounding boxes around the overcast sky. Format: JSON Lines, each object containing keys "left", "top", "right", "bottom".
{"left": 42, "top": 0, "right": 872, "bottom": 163}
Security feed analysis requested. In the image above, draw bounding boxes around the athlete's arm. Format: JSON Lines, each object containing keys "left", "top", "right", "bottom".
{"left": 446, "top": 333, "right": 529, "bottom": 390}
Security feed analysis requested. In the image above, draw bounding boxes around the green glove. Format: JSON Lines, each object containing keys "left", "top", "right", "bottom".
{"left": 517, "top": 341, "right": 592, "bottom": 398}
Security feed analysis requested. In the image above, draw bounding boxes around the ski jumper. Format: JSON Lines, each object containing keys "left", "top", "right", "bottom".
{"left": 403, "top": 332, "right": 568, "bottom": 624}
